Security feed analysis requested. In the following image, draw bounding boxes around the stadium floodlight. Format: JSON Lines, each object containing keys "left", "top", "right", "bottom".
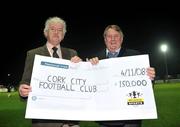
{"left": 160, "top": 44, "right": 168, "bottom": 82}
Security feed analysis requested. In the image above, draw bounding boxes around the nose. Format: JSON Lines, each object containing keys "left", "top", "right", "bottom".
{"left": 54, "top": 29, "right": 59, "bottom": 34}
{"left": 111, "top": 36, "right": 116, "bottom": 41}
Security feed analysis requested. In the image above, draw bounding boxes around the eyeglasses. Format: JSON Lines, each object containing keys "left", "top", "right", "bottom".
{"left": 49, "top": 28, "right": 63, "bottom": 33}
{"left": 106, "top": 35, "right": 120, "bottom": 40}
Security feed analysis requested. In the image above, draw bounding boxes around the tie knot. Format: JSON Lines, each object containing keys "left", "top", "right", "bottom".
{"left": 107, "top": 52, "right": 118, "bottom": 58}
{"left": 52, "top": 47, "right": 58, "bottom": 52}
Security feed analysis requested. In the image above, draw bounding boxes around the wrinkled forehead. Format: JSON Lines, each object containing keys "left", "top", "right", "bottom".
{"left": 106, "top": 28, "right": 120, "bottom": 35}
{"left": 48, "top": 22, "right": 64, "bottom": 29}
{"left": 105, "top": 28, "right": 121, "bottom": 37}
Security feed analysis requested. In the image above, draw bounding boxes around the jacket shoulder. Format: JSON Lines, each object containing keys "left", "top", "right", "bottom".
{"left": 122, "top": 48, "right": 141, "bottom": 56}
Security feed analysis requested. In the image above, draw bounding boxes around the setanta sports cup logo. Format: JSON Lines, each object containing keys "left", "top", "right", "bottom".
{"left": 127, "top": 91, "right": 144, "bottom": 105}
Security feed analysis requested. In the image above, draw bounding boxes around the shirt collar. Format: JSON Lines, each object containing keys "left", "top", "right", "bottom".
{"left": 46, "top": 42, "right": 61, "bottom": 58}
{"left": 106, "top": 48, "right": 121, "bottom": 56}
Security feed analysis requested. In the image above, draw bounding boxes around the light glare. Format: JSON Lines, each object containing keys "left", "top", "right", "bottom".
{"left": 161, "top": 44, "right": 168, "bottom": 52}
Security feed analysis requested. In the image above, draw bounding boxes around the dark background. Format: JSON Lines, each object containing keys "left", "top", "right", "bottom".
{"left": 0, "top": 4, "right": 180, "bottom": 86}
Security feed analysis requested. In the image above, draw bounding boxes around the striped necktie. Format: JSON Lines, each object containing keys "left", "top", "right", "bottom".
{"left": 107, "top": 52, "right": 119, "bottom": 58}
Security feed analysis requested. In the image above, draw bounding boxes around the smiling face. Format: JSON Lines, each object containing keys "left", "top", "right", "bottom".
{"left": 104, "top": 25, "right": 123, "bottom": 52}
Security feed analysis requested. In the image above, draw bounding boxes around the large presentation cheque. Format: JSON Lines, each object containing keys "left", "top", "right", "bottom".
{"left": 25, "top": 54, "right": 157, "bottom": 121}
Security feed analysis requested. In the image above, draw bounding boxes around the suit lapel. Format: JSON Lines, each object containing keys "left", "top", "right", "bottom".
{"left": 42, "top": 45, "right": 51, "bottom": 57}
{"left": 99, "top": 49, "right": 107, "bottom": 59}
{"left": 61, "top": 47, "right": 69, "bottom": 59}
{"left": 117, "top": 48, "right": 125, "bottom": 57}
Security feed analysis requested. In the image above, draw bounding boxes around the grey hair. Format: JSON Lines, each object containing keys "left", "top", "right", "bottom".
{"left": 103, "top": 25, "right": 124, "bottom": 38}
{"left": 43, "top": 16, "right": 67, "bottom": 36}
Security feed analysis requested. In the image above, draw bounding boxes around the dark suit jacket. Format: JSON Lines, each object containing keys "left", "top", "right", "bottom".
{"left": 95, "top": 47, "right": 142, "bottom": 126}
{"left": 20, "top": 45, "right": 77, "bottom": 85}
{"left": 96, "top": 47, "right": 140, "bottom": 60}
{"left": 19, "top": 45, "right": 79, "bottom": 125}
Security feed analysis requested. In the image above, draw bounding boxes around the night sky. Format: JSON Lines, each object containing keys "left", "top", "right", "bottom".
{"left": 1, "top": 5, "right": 180, "bottom": 86}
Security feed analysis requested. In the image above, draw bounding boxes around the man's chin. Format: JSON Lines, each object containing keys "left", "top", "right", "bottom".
{"left": 110, "top": 47, "right": 117, "bottom": 51}
{"left": 53, "top": 39, "right": 61, "bottom": 43}
{"left": 51, "top": 41, "right": 60, "bottom": 45}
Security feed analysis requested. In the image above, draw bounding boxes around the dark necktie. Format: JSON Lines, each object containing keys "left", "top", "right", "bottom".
{"left": 52, "top": 47, "right": 59, "bottom": 58}
{"left": 107, "top": 52, "right": 119, "bottom": 58}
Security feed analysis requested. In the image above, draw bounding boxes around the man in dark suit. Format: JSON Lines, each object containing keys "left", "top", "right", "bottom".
{"left": 89, "top": 25, "right": 155, "bottom": 127}
{"left": 19, "top": 17, "right": 81, "bottom": 127}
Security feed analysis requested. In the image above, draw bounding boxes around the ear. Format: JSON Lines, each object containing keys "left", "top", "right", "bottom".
{"left": 104, "top": 37, "right": 107, "bottom": 42}
{"left": 44, "top": 31, "right": 48, "bottom": 37}
{"left": 120, "top": 36, "right": 123, "bottom": 43}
